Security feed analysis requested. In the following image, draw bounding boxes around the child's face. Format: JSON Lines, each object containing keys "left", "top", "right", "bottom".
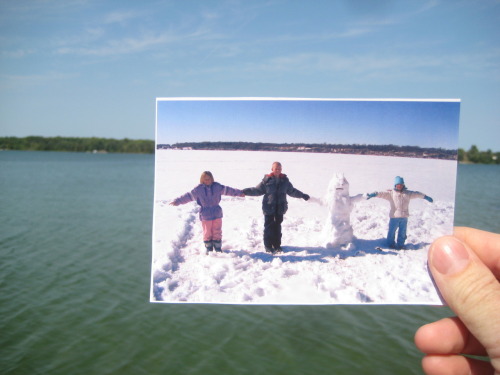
{"left": 395, "top": 183, "right": 404, "bottom": 191}
{"left": 271, "top": 163, "right": 282, "bottom": 177}
{"left": 202, "top": 175, "right": 213, "bottom": 185}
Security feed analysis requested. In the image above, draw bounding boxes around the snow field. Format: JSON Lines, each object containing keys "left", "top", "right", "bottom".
{"left": 151, "top": 150, "right": 456, "bottom": 304}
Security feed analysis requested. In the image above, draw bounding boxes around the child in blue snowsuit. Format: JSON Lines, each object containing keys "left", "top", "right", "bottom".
{"left": 367, "top": 176, "right": 433, "bottom": 249}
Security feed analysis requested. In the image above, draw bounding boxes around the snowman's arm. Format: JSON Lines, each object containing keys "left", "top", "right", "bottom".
{"left": 308, "top": 196, "right": 325, "bottom": 205}
{"left": 350, "top": 193, "right": 366, "bottom": 203}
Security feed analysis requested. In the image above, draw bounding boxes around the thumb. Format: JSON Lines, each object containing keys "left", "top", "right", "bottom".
{"left": 428, "top": 236, "right": 500, "bottom": 362}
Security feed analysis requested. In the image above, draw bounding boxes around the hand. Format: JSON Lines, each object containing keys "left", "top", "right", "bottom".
{"left": 414, "top": 227, "right": 500, "bottom": 375}
{"left": 424, "top": 195, "right": 433, "bottom": 203}
{"left": 303, "top": 194, "right": 310, "bottom": 201}
{"left": 169, "top": 201, "right": 178, "bottom": 206}
{"left": 367, "top": 192, "right": 377, "bottom": 199}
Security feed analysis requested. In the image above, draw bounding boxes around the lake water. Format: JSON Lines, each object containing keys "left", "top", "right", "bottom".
{"left": 1, "top": 151, "right": 498, "bottom": 375}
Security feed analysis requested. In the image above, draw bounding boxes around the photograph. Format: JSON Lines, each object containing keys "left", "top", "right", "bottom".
{"left": 151, "top": 98, "right": 461, "bottom": 305}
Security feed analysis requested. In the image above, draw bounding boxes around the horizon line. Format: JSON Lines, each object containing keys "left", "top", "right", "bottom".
{"left": 158, "top": 140, "right": 458, "bottom": 151}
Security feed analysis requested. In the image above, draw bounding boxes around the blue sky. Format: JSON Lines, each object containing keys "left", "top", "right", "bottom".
{"left": 1, "top": 0, "right": 499, "bottom": 150}
{"left": 157, "top": 99, "right": 460, "bottom": 149}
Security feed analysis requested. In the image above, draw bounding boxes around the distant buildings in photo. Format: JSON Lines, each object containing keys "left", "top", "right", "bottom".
{"left": 156, "top": 141, "right": 457, "bottom": 160}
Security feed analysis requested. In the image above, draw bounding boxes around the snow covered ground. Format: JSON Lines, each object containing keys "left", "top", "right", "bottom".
{"left": 151, "top": 150, "right": 457, "bottom": 305}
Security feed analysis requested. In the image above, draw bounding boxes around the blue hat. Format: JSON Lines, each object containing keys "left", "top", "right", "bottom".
{"left": 394, "top": 176, "right": 405, "bottom": 186}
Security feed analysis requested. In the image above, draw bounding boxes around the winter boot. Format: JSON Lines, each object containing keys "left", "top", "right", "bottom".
{"left": 204, "top": 241, "right": 214, "bottom": 253}
{"left": 213, "top": 240, "right": 222, "bottom": 252}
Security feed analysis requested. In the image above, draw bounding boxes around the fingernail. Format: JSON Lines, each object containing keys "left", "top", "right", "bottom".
{"left": 431, "top": 238, "right": 471, "bottom": 275}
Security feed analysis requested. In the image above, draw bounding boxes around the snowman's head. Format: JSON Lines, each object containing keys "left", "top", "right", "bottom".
{"left": 328, "top": 173, "right": 350, "bottom": 198}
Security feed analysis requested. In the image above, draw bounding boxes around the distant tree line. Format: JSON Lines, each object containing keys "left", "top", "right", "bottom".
{"left": 158, "top": 141, "right": 458, "bottom": 160}
{"left": 458, "top": 145, "right": 500, "bottom": 164}
{"left": 5, "top": 138, "right": 495, "bottom": 162}
{"left": 0, "top": 136, "right": 155, "bottom": 154}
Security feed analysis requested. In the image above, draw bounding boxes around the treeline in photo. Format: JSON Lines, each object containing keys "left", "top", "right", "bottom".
{"left": 458, "top": 145, "right": 500, "bottom": 164}
{"left": 158, "top": 141, "right": 457, "bottom": 160}
{"left": 0, "top": 136, "right": 155, "bottom": 154}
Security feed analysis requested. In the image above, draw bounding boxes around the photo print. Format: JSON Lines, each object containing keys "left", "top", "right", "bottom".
{"left": 151, "top": 98, "right": 461, "bottom": 305}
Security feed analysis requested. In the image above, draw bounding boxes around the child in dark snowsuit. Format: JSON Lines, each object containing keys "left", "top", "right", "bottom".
{"left": 242, "top": 162, "right": 310, "bottom": 254}
{"left": 367, "top": 176, "right": 433, "bottom": 249}
{"left": 170, "top": 171, "right": 244, "bottom": 253}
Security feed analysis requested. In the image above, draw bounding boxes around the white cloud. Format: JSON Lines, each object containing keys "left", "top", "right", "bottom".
{"left": 1, "top": 49, "right": 35, "bottom": 58}
{"left": 56, "top": 32, "right": 175, "bottom": 56}
{"left": 102, "top": 10, "right": 144, "bottom": 25}
{"left": 0, "top": 71, "right": 76, "bottom": 89}
{"left": 349, "top": 0, "right": 439, "bottom": 29}
{"left": 0, "top": 0, "right": 92, "bottom": 21}
{"left": 203, "top": 49, "right": 500, "bottom": 83}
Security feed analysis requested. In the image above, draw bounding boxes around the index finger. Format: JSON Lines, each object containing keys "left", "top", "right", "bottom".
{"left": 454, "top": 227, "right": 500, "bottom": 278}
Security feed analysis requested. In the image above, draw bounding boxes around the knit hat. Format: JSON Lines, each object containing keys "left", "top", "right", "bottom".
{"left": 394, "top": 176, "right": 405, "bottom": 186}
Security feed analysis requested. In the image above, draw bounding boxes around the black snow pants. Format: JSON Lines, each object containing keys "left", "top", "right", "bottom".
{"left": 264, "top": 214, "right": 284, "bottom": 249}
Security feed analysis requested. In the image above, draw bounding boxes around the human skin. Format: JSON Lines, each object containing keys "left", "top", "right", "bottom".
{"left": 202, "top": 175, "right": 213, "bottom": 185}
{"left": 414, "top": 227, "right": 500, "bottom": 375}
{"left": 271, "top": 162, "right": 282, "bottom": 177}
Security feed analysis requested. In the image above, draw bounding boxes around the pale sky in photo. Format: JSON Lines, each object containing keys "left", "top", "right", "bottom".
{"left": 157, "top": 98, "right": 460, "bottom": 149}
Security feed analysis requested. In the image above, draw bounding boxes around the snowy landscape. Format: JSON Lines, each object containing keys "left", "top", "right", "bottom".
{"left": 151, "top": 149, "right": 456, "bottom": 305}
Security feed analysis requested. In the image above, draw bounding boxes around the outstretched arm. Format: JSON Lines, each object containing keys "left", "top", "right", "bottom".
{"left": 242, "top": 181, "right": 266, "bottom": 197}
{"left": 308, "top": 196, "right": 324, "bottom": 205}
{"left": 368, "top": 190, "right": 393, "bottom": 200}
{"left": 170, "top": 191, "right": 196, "bottom": 206}
{"left": 286, "top": 183, "right": 309, "bottom": 201}
{"left": 408, "top": 190, "right": 432, "bottom": 202}
{"left": 221, "top": 185, "right": 245, "bottom": 198}
{"left": 350, "top": 193, "right": 366, "bottom": 203}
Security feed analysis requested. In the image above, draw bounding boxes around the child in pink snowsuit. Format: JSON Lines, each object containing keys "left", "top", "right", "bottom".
{"left": 170, "top": 171, "right": 244, "bottom": 253}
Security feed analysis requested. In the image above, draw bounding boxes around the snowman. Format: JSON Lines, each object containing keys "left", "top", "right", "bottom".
{"left": 314, "top": 173, "right": 365, "bottom": 249}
